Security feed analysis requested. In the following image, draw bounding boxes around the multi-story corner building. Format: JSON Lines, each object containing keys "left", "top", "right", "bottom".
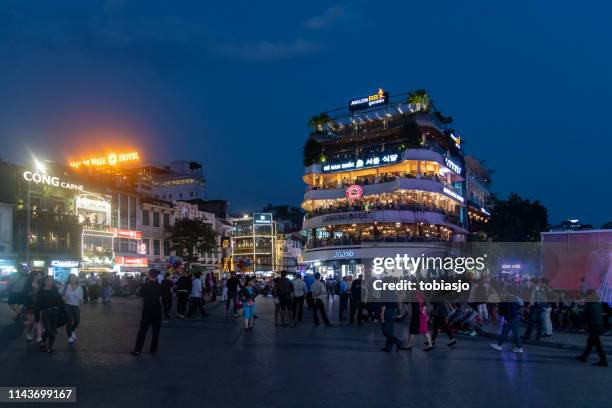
{"left": 301, "top": 88, "right": 471, "bottom": 277}
{"left": 276, "top": 232, "right": 304, "bottom": 273}
{"left": 134, "top": 161, "right": 205, "bottom": 202}
{"left": 231, "top": 213, "right": 277, "bottom": 275}
{"left": 465, "top": 156, "right": 492, "bottom": 232}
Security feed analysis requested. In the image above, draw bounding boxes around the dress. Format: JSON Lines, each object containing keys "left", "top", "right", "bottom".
{"left": 242, "top": 287, "right": 256, "bottom": 319}
{"left": 409, "top": 294, "right": 428, "bottom": 335}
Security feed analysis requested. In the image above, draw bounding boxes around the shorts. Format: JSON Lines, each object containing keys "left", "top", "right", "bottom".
{"left": 278, "top": 296, "right": 292, "bottom": 310}
{"left": 243, "top": 303, "right": 256, "bottom": 319}
{"left": 8, "top": 292, "right": 24, "bottom": 305}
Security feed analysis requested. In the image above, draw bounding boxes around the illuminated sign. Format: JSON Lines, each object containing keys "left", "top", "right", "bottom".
{"left": 138, "top": 242, "right": 147, "bottom": 255}
{"left": 32, "top": 260, "right": 45, "bottom": 268}
{"left": 221, "top": 237, "right": 231, "bottom": 249}
{"left": 70, "top": 151, "right": 140, "bottom": 168}
{"left": 444, "top": 157, "right": 462, "bottom": 175}
{"left": 345, "top": 185, "right": 364, "bottom": 200}
{"left": 23, "top": 171, "right": 84, "bottom": 192}
{"left": 253, "top": 213, "right": 272, "bottom": 225}
{"left": 480, "top": 207, "right": 491, "bottom": 216}
{"left": 442, "top": 187, "right": 465, "bottom": 203}
{"left": 334, "top": 250, "right": 354, "bottom": 258}
{"left": 115, "top": 256, "right": 148, "bottom": 267}
{"left": 450, "top": 133, "right": 461, "bottom": 149}
{"left": 322, "top": 153, "right": 399, "bottom": 173}
{"left": 349, "top": 88, "right": 389, "bottom": 112}
{"left": 76, "top": 194, "right": 110, "bottom": 213}
{"left": 50, "top": 260, "right": 80, "bottom": 268}
{"left": 113, "top": 229, "right": 142, "bottom": 240}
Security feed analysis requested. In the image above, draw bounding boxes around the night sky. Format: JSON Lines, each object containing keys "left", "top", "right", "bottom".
{"left": 1, "top": 1, "right": 611, "bottom": 225}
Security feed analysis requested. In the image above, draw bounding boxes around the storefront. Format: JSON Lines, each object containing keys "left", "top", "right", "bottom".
{"left": 48, "top": 259, "right": 80, "bottom": 283}
{"left": 114, "top": 256, "right": 148, "bottom": 276}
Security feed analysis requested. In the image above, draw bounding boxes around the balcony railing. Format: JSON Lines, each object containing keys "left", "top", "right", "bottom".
{"left": 308, "top": 172, "right": 450, "bottom": 192}
{"left": 306, "top": 201, "right": 461, "bottom": 223}
{"left": 305, "top": 235, "right": 450, "bottom": 250}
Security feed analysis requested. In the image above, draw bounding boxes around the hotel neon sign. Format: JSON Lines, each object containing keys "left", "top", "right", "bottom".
{"left": 70, "top": 151, "right": 140, "bottom": 168}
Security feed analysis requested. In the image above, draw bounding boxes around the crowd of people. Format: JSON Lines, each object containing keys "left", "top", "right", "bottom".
{"left": 4, "top": 267, "right": 610, "bottom": 367}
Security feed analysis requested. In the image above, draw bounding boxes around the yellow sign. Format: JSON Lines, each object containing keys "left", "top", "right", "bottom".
{"left": 70, "top": 151, "right": 140, "bottom": 168}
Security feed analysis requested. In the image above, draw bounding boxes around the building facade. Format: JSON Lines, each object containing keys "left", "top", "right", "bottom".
{"left": 301, "top": 89, "right": 472, "bottom": 277}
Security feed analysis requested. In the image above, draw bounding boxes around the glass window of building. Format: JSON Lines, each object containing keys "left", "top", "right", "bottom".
{"left": 128, "top": 196, "right": 136, "bottom": 229}
{"left": 153, "top": 239, "right": 160, "bottom": 255}
{"left": 163, "top": 240, "right": 170, "bottom": 256}
{"left": 153, "top": 211, "right": 160, "bottom": 227}
{"left": 142, "top": 209, "right": 150, "bottom": 225}
{"left": 163, "top": 213, "right": 170, "bottom": 227}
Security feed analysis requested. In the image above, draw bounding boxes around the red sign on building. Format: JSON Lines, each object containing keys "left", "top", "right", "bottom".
{"left": 345, "top": 184, "right": 364, "bottom": 200}
{"left": 113, "top": 229, "right": 142, "bottom": 240}
{"left": 115, "top": 256, "right": 148, "bottom": 267}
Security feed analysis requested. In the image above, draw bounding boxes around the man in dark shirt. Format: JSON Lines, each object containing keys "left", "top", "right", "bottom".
{"left": 226, "top": 272, "right": 241, "bottom": 317}
{"left": 160, "top": 273, "right": 173, "bottom": 319}
{"left": 349, "top": 275, "right": 364, "bottom": 325}
{"left": 276, "top": 270, "right": 294, "bottom": 327}
{"left": 132, "top": 269, "right": 163, "bottom": 355}
{"left": 380, "top": 300, "right": 402, "bottom": 352}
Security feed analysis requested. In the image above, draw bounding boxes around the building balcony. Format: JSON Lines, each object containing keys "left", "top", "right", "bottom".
{"left": 303, "top": 177, "right": 465, "bottom": 204}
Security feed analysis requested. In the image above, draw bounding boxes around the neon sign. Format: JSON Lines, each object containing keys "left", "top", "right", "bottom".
{"left": 443, "top": 187, "right": 464, "bottom": 203}
{"left": 113, "top": 229, "right": 142, "bottom": 240}
{"left": 345, "top": 185, "right": 363, "bottom": 200}
{"left": 445, "top": 157, "right": 462, "bottom": 175}
{"left": 70, "top": 151, "right": 140, "bottom": 168}
{"left": 23, "top": 171, "right": 84, "bottom": 192}
{"left": 322, "top": 153, "right": 399, "bottom": 173}
{"left": 349, "top": 88, "right": 388, "bottom": 112}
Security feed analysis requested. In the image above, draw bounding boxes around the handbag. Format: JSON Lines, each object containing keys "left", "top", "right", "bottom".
{"left": 246, "top": 300, "right": 254, "bottom": 307}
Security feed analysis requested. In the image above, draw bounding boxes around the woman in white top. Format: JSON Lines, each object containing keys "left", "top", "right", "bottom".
{"left": 63, "top": 274, "right": 83, "bottom": 343}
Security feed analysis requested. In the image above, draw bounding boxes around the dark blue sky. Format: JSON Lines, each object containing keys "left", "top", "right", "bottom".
{"left": 1, "top": 1, "right": 611, "bottom": 225}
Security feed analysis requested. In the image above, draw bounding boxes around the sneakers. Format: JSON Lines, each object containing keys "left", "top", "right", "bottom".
{"left": 512, "top": 347, "right": 523, "bottom": 353}
{"left": 68, "top": 332, "right": 76, "bottom": 343}
{"left": 447, "top": 339, "right": 457, "bottom": 347}
{"left": 469, "top": 330, "right": 477, "bottom": 337}
{"left": 490, "top": 343, "right": 503, "bottom": 351}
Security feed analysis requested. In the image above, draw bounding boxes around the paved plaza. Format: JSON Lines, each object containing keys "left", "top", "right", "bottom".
{"left": 0, "top": 297, "right": 610, "bottom": 408}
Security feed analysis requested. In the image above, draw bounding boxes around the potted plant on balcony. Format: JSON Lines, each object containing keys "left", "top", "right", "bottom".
{"left": 407, "top": 89, "right": 431, "bottom": 112}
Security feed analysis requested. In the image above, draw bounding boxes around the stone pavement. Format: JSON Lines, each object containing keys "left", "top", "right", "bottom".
{"left": 0, "top": 296, "right": 610, "bottom": 408}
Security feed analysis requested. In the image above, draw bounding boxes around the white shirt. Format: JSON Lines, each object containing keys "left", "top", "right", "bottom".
{"left": 292, "top": 279, "right": 306, "bottom": 297}
{"left": 191, "top": 278, "right": 203, "bottom": 298}
{"left": 63, "top": 285, "right": 83, "bottom": 306}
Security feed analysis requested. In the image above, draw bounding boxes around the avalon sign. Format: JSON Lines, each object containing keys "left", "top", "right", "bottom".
{"left": 23, "top": 171, "right": 84, "bottom": 192}
{"left": 349, "top": 88, "right": 389, "bottom": 112}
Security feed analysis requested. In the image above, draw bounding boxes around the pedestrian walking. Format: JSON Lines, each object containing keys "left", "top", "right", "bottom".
{"left": 188, "top": 272, "right": 207, "bottom": 318}
{"left": 338, "top": 276, "right": 349, "bottom": 321}
{"left": 62, "top": 274, "right": 83, "bottom": 343}
{"left": 576, "top": 290, "right": 608, "bottom": 367}
{"left": 380, "top": 293, "right": 403, "bottom": 352}
{"left": 23, "top": 271, "right": 42, "bottom": 342}
{"left": 241, "top": 276, "right": 258, "bottom": 331}
{"left": 311, "top": 273, "right": 330, "bottom": 327}
{"left": 37, "top": 276, "right": 64, "bottom": 355}
{"left": 431, "top": 302, "right": 456, "bottom": 347}
{"left": 226, "top": 272, "right": 241, "bottom": 317}
{"left": 7, "top": 265, "right": 28, "bottom": 320}
{"left": 161, "top": 273, "right": 173, "bottom": 319}
{"left": 304, "top": 273, "right": 315, "bottom": 310}
{"left": 132, "top": 269, "right": 163, "bottom": 356}
{"left": 275, "top": 270, "right": 294, "bottom": 327}
{"left": 405, "top": 291, "right": 433, "bottom": 351}
{"left": 490, "top": 294, "right": 524, "bottom": 353}
{"left": 291, "top": 274, "right": 306, "bottom": 322}
{"left": 175, "top": 270, "right": 192, "bottom": 319}
{"left": 349, "top": 274, "right": 364, "bottom": 325}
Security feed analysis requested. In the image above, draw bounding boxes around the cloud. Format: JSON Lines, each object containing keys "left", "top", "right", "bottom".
{"left": 215, "top": 38, "right": 318, "bottom": 61}
{"left": 303, "top": 6, "right": 346, "bottom": 30}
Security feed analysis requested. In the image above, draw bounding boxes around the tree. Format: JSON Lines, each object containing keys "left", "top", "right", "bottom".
{"left": 407, "top": 89, "right": 431, "bottom": 112}
{"left": 303, "top": 138, "right": 323, "bottom": 166}
{"left": 307, "top": 113, "right": 331, "bottom": 132}
{"left": 484, "top": 193, "right": 548, "bottom": 242}
{"left": 167, "top": 218, "right": 217, "bottom": 263}
{"left": 601, "top": 221, "right": 612, "bottom": 229}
